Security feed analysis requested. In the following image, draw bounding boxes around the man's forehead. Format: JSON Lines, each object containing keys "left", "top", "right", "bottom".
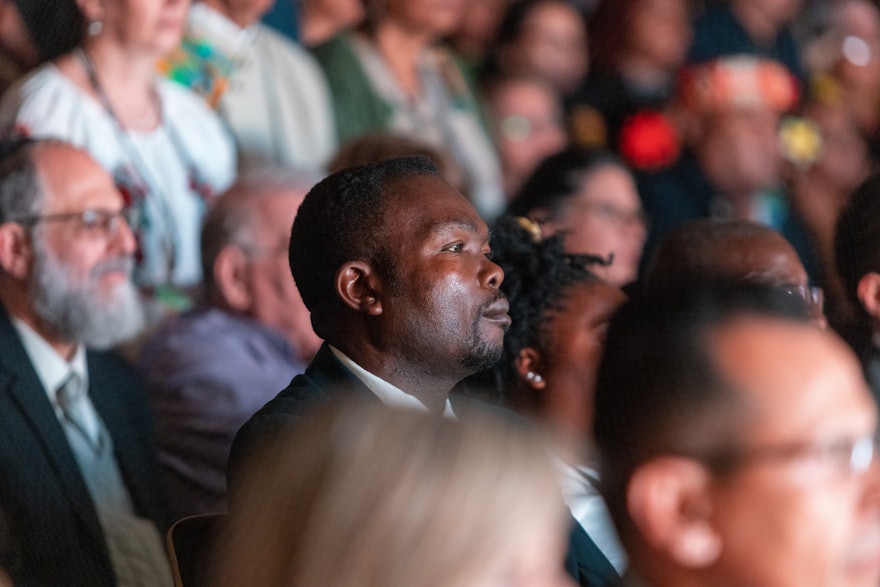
{"left": 383, "top": 175, "right": 486, "bottom": 235}
{"left": 720, "top": 236, "right": 807, "bottom": 285}
{"left": 710, "top": 317, "right": 872, "bottom": 439}
{"left": 34, "top": 143, "right": 120, "bottom": 210}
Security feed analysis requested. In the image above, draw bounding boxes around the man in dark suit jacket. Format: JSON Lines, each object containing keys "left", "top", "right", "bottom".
{"left": 0, "top": 139, "right": 170, "bottom": 586}
{"left": 229, "top": 156, "right": 619, "bottom": 586}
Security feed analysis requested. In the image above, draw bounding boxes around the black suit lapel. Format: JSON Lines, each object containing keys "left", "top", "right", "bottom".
{"left": 0, "top": 306, "right": 106, "bottom": 551}
{"left": 303, "top": 344, "right": 386, "bottom": 404}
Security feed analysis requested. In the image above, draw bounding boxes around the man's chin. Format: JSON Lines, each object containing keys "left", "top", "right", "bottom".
{"left": 461, "top": 342, "right": 504, "bottom": 373}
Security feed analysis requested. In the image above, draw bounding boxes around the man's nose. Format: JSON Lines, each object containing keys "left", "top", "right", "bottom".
{"left": 110, "top": 215, "right": 137, "bottom": 255}
{"left": 482, "top": 257, "right": 504, "bottom": 289}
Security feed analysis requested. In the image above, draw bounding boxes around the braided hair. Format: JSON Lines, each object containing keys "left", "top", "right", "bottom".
{"left": 463, "top": 215, "right": 607, "bottom": 407}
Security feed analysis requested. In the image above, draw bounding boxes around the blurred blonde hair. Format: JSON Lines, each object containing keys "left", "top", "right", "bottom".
{"left": 213, "top": 401, "right": 565, "bottom": 587}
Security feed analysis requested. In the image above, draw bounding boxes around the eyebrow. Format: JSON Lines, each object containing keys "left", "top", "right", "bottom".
{"left": 423, "top": 218, "right": 485, "bottom": 239}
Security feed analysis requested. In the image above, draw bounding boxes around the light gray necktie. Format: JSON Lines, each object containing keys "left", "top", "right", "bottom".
{"left": 56, "top": 371, "right": 102, "bottom": 452}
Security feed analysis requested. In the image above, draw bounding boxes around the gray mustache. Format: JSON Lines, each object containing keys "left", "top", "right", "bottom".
{"left": 90, "top": 256, "right": 135, "bottom": 279}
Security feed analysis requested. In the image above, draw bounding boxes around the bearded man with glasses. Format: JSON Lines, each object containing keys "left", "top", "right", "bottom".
{"left": 0, "top": 138, "right": 170, "bottom": 586}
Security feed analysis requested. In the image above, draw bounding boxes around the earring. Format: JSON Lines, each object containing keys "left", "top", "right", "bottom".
{"left": 88, "top": 20, "right": 103, "bottom": 36}
{"left": 525, "top": 372, "right": 543, "bottom": 383}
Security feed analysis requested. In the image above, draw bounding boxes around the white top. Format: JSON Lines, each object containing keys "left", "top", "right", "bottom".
{"left": 185, "top": 3, "right": 336, "bottom": 173}
{"left": 0, "top": 63, "right": 237, "bottom": 288}
{"left": 330, "top": 345, "right": 456, "bottom": 418}
{"left": 557, "top": 459, "right": 628, "bottom": 573}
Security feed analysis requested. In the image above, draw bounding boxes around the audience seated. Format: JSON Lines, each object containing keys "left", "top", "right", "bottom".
{"left": 508, "top": 146, "right": 647, "bottom": 288}
{"left": 482, "top": 74, "right": 568, "bottom": 199}
{"left": 218, "top": 401, "right": 574, "bottom": 587}
{"left": 138, "top": 168, "right": 322, "bottom": 521}
{"left": 0, "top": 138, "right": 169, "bottom": 586}
{"left": 835, "top": 173, "right": 880, "bottom": 406}
{"left": 637, "top": 55, "right": 820, "bottom": 281}
{"left": 228, "top": 156, "right": 616, "bottom": 586}
{"left": 0, "top": 0, "right": 236, "bottom": 308}
{"left": 471, "top": 215, "right": 628, "bottom": 573}
{"left": 311, "top": 0, "right": 503, "bottom": 220}
{"left": 644, "top": 218, "right": 825, "bottom": 326}
{"left": 162, "top": 0, "right": 337, "bottom": 173}
{"left": 595, "top": 280, "right": 880, "bottom": 587}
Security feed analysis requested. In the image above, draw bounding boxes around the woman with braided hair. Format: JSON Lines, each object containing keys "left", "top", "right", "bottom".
{"left": 475, "top": 214, "right": 628, "bottom": 573}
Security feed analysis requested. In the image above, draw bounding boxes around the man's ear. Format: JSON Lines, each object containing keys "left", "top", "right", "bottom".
{"left": 857, "top": 272, "right": 880, "bottom": 322}
{"left": 515, "top": 347, "right": 547, "bottom": 389}
{"left": 214, "top": 245, "right": 252, "bottom": 312}
{"left": 336, "top": 261, "right": 383, "bottom": 315}
{"left": 627, "top": 457, "right": 722, "bottom": 569}
{"left": 0, "top": 222, "right": 33, "bottom": 279}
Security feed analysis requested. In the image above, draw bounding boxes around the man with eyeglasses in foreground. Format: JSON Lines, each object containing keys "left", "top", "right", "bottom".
{"left": 594, "top": 279, "right": 880, "bottom": 587}
{"left": 0, "top": 138, "right": 171, "bottom": 585}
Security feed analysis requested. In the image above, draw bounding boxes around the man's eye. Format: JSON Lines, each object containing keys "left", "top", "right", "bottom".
{"left": 80, "top": 210, "right": 106, "bottom": 230}
{"left": 446, "top": 243, "right": 464, "bottom": 252}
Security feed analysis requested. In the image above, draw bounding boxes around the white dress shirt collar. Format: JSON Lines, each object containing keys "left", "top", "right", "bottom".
{"left": 12, "top": 317, "right": 88, "bottom": 414}
{"left": 329, "top": 345, "right": 456, "bottom": 418}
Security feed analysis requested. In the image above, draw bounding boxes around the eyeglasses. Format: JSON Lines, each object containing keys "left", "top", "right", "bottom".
{"left": 9, "top": 207, "right": 139, "bottom": 237}
{"left": 498, "top": 114, "right": 563, "bottom": 141}
{"left": 781, "top": 283, "right": 825, "bottom": 316}
{"left": 697, "top": 431, "right": 880, "bottom": 478}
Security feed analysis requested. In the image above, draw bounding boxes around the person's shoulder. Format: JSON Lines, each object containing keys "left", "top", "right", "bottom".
{"left": 310, "top": 31, "right": 358, "bottom": 69}
{"left": 0, "top": 61, "right": 95, "bottom": 140}
{"left": 138, "top": 308, "right": 240, "bottom": 367}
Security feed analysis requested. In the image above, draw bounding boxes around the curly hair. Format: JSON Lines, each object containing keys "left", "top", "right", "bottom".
{"left": 470, "top": 215, "right": 605, "bottom": 406}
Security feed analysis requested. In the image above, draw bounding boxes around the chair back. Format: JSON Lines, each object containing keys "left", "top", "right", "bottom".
{"left": 166, "top": 513, "right": 225, "bottom": 587}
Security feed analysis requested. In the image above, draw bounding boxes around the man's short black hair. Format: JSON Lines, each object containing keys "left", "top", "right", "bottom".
{"left": 289, "top": 156, "right": 441, "bottom": 331}
{"left": 593, "top": 279, "right": 811, "bottom": 541}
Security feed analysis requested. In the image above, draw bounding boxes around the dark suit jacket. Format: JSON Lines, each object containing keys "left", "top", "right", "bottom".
{"left": 0, "top": 303, "right": 167, "bottom": 587}
{"left": 228, "top": 343, "right": 620, "bottom": 587}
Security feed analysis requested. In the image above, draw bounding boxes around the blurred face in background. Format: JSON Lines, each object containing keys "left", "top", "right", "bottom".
{"left": 627, "top": 0, "right": 692, "bottom": 72}
{"left": 699, "top": 107, "right": 784, "bottom": 199}
{"left": 488, "top": 77, "right": 568, "bottom": 198}
{"left": 504, "top": 0, "right": 588, "bottom": 96}
{"left": 82, "top": 0, "right": 190, "bottom": 55}
{"left": 550, "top": 164, "right": 647, "bottom": 287}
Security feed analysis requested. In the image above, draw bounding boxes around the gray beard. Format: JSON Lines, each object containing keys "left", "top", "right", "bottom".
{"left": 29, "top": 237, "right": 146, "bottom": 349}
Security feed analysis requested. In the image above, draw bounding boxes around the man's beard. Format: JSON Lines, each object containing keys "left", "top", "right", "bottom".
{"left": 29, "top": 237, "right": 146, "bottom": 349}
{"left": 459, "top": 293, "right": 507, "bottom": 373}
